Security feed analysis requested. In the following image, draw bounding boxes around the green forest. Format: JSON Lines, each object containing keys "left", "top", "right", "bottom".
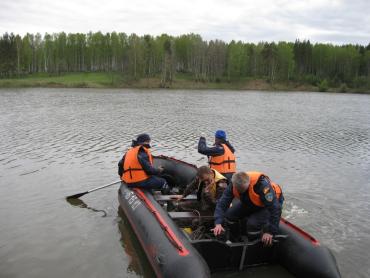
{"left": 0, "top": 32, "right": 369, "bottom": 91}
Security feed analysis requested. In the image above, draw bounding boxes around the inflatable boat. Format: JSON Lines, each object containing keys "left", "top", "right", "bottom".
{"left": 118, "top": 156, "right": 341, "bottom": 278}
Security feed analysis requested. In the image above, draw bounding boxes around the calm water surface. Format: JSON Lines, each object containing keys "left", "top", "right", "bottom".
{"left": 0, "top": 88, "right": 369, "bottom": 278}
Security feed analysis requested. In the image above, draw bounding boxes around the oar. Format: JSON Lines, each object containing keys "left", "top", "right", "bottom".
{"left": 66, "top": 180, "right": 121, "bottom": 199}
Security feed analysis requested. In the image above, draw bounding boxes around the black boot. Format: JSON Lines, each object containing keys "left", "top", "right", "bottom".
{"left": 161, "top": 182, "right": 171, "bottom": 195}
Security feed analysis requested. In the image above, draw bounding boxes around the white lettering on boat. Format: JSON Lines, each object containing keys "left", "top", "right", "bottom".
{"left": 122, "top": 187, "right": 142, "bottom": 211}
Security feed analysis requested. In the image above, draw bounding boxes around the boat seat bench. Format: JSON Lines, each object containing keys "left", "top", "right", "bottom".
{"left": 168, "top": 211, "right": 214, "bottom": 220}
{"left": 155, "top": 194, "right": 197, "bottom": 201}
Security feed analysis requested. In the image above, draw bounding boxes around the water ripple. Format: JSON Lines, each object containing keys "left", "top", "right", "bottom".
{"left": 0, "top": 89, "right": 369, "bottom": 278}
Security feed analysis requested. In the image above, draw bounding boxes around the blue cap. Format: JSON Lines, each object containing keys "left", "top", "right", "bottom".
{"left": 215, "top": 130, "right": 226, "bottom": 140}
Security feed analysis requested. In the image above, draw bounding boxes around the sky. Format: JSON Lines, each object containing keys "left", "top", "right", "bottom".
{"left": 0, "top": 0, "right": 369, "bottom": 45}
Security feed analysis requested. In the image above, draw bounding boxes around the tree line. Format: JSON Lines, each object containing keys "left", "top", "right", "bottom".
{"left": 0, "top": 32, "right": 369, "bottom": 88}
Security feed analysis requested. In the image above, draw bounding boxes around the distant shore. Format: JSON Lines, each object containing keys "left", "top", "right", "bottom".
{"left": 0, "top": 72, "right": 369, "bottom": 93}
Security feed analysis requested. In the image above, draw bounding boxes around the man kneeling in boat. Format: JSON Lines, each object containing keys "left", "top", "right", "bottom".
{"left": 172, "top": 166, "right": 228, "bottom": 212}
{"left": 118, "top": 133, "right": 169, "bottom": 192}
{"left": 212, "top": 172, "right": 284, "bottom": 246}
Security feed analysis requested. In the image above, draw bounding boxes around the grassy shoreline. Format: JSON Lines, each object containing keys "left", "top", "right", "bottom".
{"left": 0, "top": 72, "right": 369, "bottom": 93}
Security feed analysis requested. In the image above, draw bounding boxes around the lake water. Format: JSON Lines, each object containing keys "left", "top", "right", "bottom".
{"left": 0, "top": 88, "right": 369, "bottom": 278}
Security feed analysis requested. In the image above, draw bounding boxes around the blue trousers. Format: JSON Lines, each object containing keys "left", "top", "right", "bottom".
{"left": 225, "top": 201, "right": 271, "bottom": 232}
{"left": 127, "top": 176, "right": 168, "bottom": 191}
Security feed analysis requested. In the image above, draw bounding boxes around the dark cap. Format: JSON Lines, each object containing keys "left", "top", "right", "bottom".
{"left": 136, "top": 133, "right": 151, "bottom": 144}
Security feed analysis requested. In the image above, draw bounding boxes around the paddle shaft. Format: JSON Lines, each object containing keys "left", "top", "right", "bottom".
{"left": 87, "top": 180, "right": 121, "bottom": 193}
{"left": 66, "top": 180, "right": 121, "bottom": 199}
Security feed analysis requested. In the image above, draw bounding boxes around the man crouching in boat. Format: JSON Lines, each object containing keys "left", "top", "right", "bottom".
{"left": 212, "top": 172, "right": 284, "bottom": 246}
{"left": 172, "top": 166, "right": 228, "bottom": 212}
{"left": 118, "top": 133, "right": 169, "bottom": 193}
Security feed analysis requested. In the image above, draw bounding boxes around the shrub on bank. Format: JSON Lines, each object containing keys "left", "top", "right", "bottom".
{"left": 318, "top": 79, "right": 329, "bottom": 92}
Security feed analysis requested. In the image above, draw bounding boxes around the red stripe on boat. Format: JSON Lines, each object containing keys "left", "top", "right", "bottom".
{"left": 134, "top": 188, "right": 190, "bottom": 256}
{"left": 281, "top": 218, "right": 320, "bottom": 246}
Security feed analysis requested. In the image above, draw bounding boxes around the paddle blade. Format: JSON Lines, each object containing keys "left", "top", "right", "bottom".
{"left": 66, "top": 191, "right": 88, "bottom": 200}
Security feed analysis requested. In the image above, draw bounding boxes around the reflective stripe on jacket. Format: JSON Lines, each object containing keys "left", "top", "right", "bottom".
{"left": 209, "top": 144, "right": 236, "bottom": 174}
{"left": 122, "top": 146, "right": 153, "bottom": 183}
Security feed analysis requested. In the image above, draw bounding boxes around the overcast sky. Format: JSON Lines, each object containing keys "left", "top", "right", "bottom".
{"left": 0, "top": 0, "right": 369, "bottom": 45}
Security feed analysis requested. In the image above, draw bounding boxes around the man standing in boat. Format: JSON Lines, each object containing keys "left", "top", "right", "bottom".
{"left": 212, "top": 172, "right": 284, "bottom": 246}
{"left": 118, "top": 133, "right": 169, "bottom": 192}
{"left": 173, "top": 166, "right": 228, "bottom": 211}
{"left": 198, "top": 130, "right": 236, "bottom": 183}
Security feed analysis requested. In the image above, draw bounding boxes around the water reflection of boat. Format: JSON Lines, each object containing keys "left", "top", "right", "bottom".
{"left": 118, "top": 155, "right": 341, "bottom": 278}
{"left": 117, "top": 207, "right": 156, "bottom": 277}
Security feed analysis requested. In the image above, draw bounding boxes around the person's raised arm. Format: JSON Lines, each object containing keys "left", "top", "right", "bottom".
{"left": 198, "top": 137, "right": 224, "bottom": 156}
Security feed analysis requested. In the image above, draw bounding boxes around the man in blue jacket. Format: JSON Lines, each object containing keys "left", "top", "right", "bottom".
{"left": 198, "top": 130, "right": 236, "bottom": 183}
{"left": 212, "top": 171, "right": 284, "bottom": 246}
{"left": 118, "top": 133, "right": 168, "bottom": 192}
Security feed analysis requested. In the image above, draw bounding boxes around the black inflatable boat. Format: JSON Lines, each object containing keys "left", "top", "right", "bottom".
{"left": 118, "top": 156, "right": 341, "bottom": 278}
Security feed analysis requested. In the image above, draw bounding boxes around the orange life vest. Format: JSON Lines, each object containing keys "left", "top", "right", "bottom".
{"left": 209, "top": 144, "right": 236, "bottom": 174}
{"left": 232, "top": 172, "right": 282, "bottom": 207}
{"left": 122, "top": 146, "right": 153, "bottom": 183}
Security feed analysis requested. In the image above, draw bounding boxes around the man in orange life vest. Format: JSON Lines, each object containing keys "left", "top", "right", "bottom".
{"left": 118, "top": 133, "right": 168, "bottom": 192}
{"left": 212, "top": 172, "right": 284, "bottom": 246}
{"left": 198, "top": 130, "right": 236, "bottom": 183}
